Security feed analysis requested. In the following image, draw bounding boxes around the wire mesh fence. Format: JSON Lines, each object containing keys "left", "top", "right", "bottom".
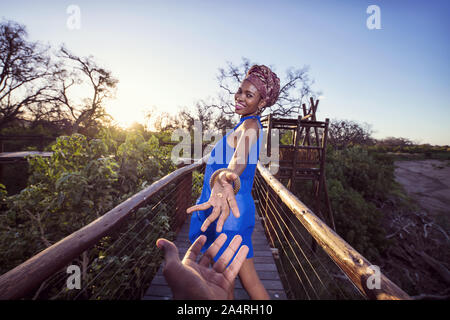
{"left": 253, "top": 170, "right": 365, "bottom": 300}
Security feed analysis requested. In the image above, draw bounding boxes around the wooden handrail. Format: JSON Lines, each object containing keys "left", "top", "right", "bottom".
{"left": 256, "top": 162, "right": 411, "bottom": 300}
{"left": 0, "top": 135, "right": 56, "bottom": 140}
{"left": 0, "top": 155, "right": 208, "bottom": 300}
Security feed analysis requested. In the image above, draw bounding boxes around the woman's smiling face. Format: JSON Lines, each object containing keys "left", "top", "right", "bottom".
{"left": 234, "top": 80, "right": 266, "bottom": 116}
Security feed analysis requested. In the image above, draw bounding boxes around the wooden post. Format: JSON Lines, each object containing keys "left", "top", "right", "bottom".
{"left": 301, "top": 103, "right": 311, "bottom": 146}
{"left": 288, "top": 115, "right": 302, "bottom": 191}
{"left": 266, "top": 114, "right": 272, "bottom": 157}
{"left": 320, "top": 118, "right": 335, "bottom": 230}
{"left": 310, "top": 98, "right": 320, "bottom": 147}
{"left": 175, "top": 161, "right": 192, "bottom": 233}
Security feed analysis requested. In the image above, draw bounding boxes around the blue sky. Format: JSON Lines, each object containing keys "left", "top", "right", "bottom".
{"left": 2, "top": 0, "right": 449, "bottom": 145}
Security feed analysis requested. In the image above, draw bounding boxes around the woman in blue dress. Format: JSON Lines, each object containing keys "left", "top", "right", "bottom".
{"left": 186, "top": 65, "right": 280, "bottom": 299}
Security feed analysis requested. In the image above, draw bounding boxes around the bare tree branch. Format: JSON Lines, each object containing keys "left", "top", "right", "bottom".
{"left": 0, "top": 20, "right": 57, "bottom": 129}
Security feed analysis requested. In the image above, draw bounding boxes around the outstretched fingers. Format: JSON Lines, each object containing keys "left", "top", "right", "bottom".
{"left": 156, "top": 238, "right": 180, "bottom": 267}
{"left": 223, "top": 245, "right": 249, "bottom": 282}
{"left": 201, "top": 205, "right": 221, "bottom": 232}
{"left": 198, "top": 233, "right": 227, "bottom": 267}
{"left": 226, "top": 194, "right": 240, "bottom": 218}
{"left": 216, "top": 206, "right": 230, "bottom": 233}
{"left": 183, "top": 234, "right": 207, "bottom": 263}
{"left": 186, "top": 201, "right": 212, "bottom": 214}
{"left": 213, "top": 235, "right": 243, "bottom": 274}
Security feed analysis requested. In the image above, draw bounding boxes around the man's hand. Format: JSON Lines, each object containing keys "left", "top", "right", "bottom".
{"left": 156, "top": 234, "right": 248, "bottom": 300}
{"left": 186, "top": 171, "right": 241, "bottom": 233}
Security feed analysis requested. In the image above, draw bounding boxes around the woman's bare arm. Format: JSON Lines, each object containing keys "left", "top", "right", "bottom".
{"left": 186, "top": 118, "right": 261, "bottom": 232}
{"left": 223, "top": 118, "right": 260, "bottom": 177}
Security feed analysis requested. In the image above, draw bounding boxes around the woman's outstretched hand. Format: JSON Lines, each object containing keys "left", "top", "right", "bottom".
{"left": 186, "top": 171, "right": 241, "bottom": 233}
{"left": 156, "top": 234, "right": 249, "bottom": 300}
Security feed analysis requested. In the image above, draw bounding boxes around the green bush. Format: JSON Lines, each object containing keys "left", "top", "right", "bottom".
{"left": 294, "top": 146, "right": 392, "bottom": 261}
{"left": 326, "top": 178, "right": 388, "bottom": 260}
{"left": 0, "top": 131, "right": 176, "bottom": 276}
{"left": 326, "top": 146, "right": 394, "bottom": 260}
{"left": 327, "top": 146, "right": 394, "bottom": 202}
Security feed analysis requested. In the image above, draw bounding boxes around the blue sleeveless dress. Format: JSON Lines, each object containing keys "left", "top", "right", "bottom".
{"left": 188, "top": 115, "right": 263, "bottom": 262}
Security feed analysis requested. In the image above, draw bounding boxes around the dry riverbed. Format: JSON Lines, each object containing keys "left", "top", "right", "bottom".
{"left": 394, "top": 160, "right": 450, "bottom": 220}
{"left": 379, "top": 160, "right": 450, "bottom": 299}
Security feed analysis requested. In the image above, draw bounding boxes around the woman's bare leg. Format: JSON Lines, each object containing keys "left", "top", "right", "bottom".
{"left": 238, "top": 258, "right": 270, "bottom": 300}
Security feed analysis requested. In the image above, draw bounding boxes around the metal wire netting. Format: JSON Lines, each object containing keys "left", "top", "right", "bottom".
{"left": 252, "top": 170, "right": 365, "bottom": 300}
{"left": 26, "top": 165, "right": 203, "bottom": 300}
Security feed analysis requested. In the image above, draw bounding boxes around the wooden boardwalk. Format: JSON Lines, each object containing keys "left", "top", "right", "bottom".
{"left": 0, "top": 151, "right": 53, "bottom": 163}
{"left": 143, "top": 211, "right": 287, "bottom": 300}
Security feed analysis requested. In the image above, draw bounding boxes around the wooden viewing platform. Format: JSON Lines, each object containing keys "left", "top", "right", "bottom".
{"left": 0, "top": 151, "right": 53, "bottom": 163}
{"left": 143, "top": 210, "right": 287, "bottom": 300}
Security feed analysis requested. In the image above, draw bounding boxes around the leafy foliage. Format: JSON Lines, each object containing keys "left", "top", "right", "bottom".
{"left": 294, "top": 146, "right": 392, "bottom": 261}
{"left": 327, "top": 147, "right": 395, "bottom": 260}
{"left": 0, "top": 131, "right": 176, "bottom": 283}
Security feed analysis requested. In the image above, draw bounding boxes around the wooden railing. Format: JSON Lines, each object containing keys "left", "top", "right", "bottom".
{"left": 0, "top": 156, "right": 207, "bottom": 300}
{"left": 253, "top": 163, "right": 411, "bottom": 300}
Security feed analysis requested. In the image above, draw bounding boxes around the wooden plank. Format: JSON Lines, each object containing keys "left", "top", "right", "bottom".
{"left": 254, "top": 264, "right": 277, "bottom": 272}
{"left": 252, "top": 271, "right": 281, "bottom": 280}
{"left": 236, "top": 279, "right": 284, "bottom": 290}
{"left": 252, "top": 244, "right": 272, "bottom": 251}
{"left": 145, "top": 284, "right": 172, "bottom": 297}
{"left": 233, "top": 288, "right": 249, "bottom": 300}
{"left": 142, "top": 295, "right": 171, "bottom": 300}
{"left": 268, "top": 290, "right": 287, "bottom": 299}
{"left": 150, "top": 275, "right": 168, "bottom": 286}
{"left": 233, "top": 288, "right": 286, "bottom": 300}
{"left": 252, "top": 256, "right": 277, "bottom": 264}
{"left": 251, "top": 250, "right": 273, "bottom": 257}
{"left": 0, "top": 151, "right": 53, "bottom": 158}
{"left": 249, "top": 238, "right": 270, "bottom": 245}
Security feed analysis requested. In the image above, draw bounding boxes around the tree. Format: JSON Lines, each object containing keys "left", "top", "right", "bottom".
{"left": 213, "top": 112, "right": 235, "bottom": 137}
{"left": 50, "top": 46, "right": 118, "bottom": 134}
{"left": 376, "top": 137, "right": 414, "bottom": 147}
{"left": 166, "top": 58, "right": 319, "bottom": 135}
{"left": 0, "top": 20, "right": 58, "bottom": 129}
{"left": 150, "top": 111, "right": 179, "bottom": 132}
{"left": 328, "top": 119, "right": 374, "bottom": 149}
{"left": 176, "top": 102, "right": 215, "bottom": 132}
{"left": 211, "top": 57, "right": 320, "bottom": 118}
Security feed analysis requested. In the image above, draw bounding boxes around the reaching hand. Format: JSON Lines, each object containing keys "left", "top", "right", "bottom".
{"left": 186, "top": 171, "right": 241, "bottom": 232}
{"left": 156, "top": 233, "right": 248, "bottom": 300}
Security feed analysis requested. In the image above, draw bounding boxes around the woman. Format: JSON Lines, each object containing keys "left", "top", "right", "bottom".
{"left": 187, "top": 65, "right": 280, "bottom": 299}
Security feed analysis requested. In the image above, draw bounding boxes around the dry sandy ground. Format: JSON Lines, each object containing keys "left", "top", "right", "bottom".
{"left": 387, "top": 160, "right": 450, "bottom": 298}
{"left": 394, "top": 160, "right": 450, "bottom": 222}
